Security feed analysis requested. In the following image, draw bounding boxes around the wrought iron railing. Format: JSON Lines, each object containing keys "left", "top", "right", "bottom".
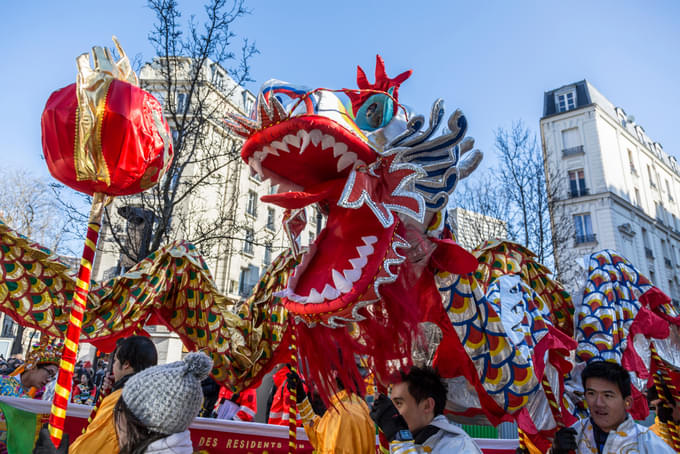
{"left": 575, "top": 234, "right": 597, "bottom": 245}
{"left": 562, "top": 145, "right": 584, "bottom": 156}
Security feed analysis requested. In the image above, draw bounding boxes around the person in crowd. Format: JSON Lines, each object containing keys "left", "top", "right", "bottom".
{"left": 647, "top": 376, "right": 680, "bottom": 447}
{"left": 371, "top": 366, "right": 482, "bottom": 453}
{"left": 72, "top": 370, "right": 96, "bottom": 406}
{"left": 0, "top": 339, "right": 61, "bottom": 454}
{"left": 551, "top": 361, "right": 674, "bottom": 454}
{"left": 68, "top": 335, "right": 158, "bottom": 454}
{"left": 94, "top": 362, "right": 108, "bottom": 389}
{"left": 267, "top": 364, "right": 302, "bottom": 425}
{"left": 112, "top": 351, "right": 212, "bottom": 453}
{"left": 199, "top": 376, "right": 220, "bottom": 418}
{"left": 287, "top": 370, "right": 375, "bottom": 454}
{"left": 34, "top": 352, "right": 212, "bottom": 454}
{"left": 214, "top": 386, "right": 258, "bottom": 422}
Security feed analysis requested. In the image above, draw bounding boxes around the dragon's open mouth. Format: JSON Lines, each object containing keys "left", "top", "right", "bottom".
{"left": 241, "top": 116, "right": 377, "bottom": 190}
{"left": 277, "top": 204, "right": 398, "bottom": 321}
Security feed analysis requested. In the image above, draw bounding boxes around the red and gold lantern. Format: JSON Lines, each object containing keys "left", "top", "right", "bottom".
{"left": 40, "top": 37, "right": 172, "bottom": 446}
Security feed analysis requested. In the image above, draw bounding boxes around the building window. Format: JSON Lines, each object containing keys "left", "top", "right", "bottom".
{"left": 246, "top": 190, "right": 258, "bottom": 217}
{"left": 647, "top": 165, "right": 657, "bottom": 189}
{"left": 649, "top": 269, "right": 656, "bottom": 285}
{"left": 666, "top": 180, "right": 674, "bottom": 202}
{"left": 1, "top": 316, "right": 15, "bottom": 337}
{"left": 568, "top": 169, "right": 588, "bottom": 197}
{"left": 573, "top": 214, "right": 595, "bottom": 244}
{"left": 634, "top": 188, "right": 641, "bottom": 207}
{"left": 238, "top": 265, "right": 259, "bottom": 298}
{"left": 175, "top": 92, "right": 188, "bottom": 114}
{"left": 628, "top": 149, "right": 637, "bottom": 174}
{"left": 243, "top": 228, "right": 254, "bottom": 255}
{"left": 151, "top": 91, "right": 166, "bottom": 106}
{"left": 561, "top": 128, "right": 583, "bottom": 155}
{"left": 242, "top": 91, "right": 254, "bottom": 115}
{"left": 212, "top": 65, "right": 225, "bottom": 89}
{"left": 655, "top": 201, "right": 666, "bottom": 224}
{"left": 662, "top": 240, "right": 672, "bottom": 268}
{"left": 642, "top": 228, "right": 654, "bottom": 259}
{"left": 556, "top": 90, "right": 576, "bottom": 113}
{"left": 264, "top": 242, "right": 272, "bottom": 266}
{"left": 266, "top": 207, "right": 276, "bottom": 231}
{"left": 229, "top": 279, "right": 238, "bottom": 294}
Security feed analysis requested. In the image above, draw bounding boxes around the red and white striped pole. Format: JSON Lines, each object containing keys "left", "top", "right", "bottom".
{"left": 48, "top": 193, "right": 106, "bottom": 446}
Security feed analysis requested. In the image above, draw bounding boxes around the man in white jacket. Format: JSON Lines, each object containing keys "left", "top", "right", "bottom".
{"left": 550, "top": 361, "right": 675, "bottom": 454}
{"left": 370, "top": 366, "right": 482, "bottom": 453}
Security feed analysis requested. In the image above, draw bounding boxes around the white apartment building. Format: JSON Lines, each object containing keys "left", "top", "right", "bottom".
{"left": 448, "top": 207, "right": 508, "bottom": 251}
{"left": 540, "top": 80, "right": 680, "bottom": 303}
{"left": 91, "top": 59, "right": 322, "bottom": 363}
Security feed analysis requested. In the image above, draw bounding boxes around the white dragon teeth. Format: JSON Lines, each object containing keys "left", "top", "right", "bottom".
{"left": 321, "top": 284, "right": 341, "bottom": 299}
{"left": 248, "top": 157, "right": 264, "bottom": 179}
{"left": 271, "top": 140, "right": 289, "bottom": 153}
{"left": 349, "top": 256, "right": 368, "bottom": 270}
{"left": 337, "top": 153, "right": 356, "bottom": 172}
{"left": 343, "top": 267, "right": 362, "bottom": 283}
{"left": 321, "top": 134, "right": 335, "bottom": 150}
{"left": 310, "top": 129, "right": 323, "bottom": 146}
{"left": 283, "top": 134, "right": 301, "bottom": 149}
{"left": 298, "top": 130, "right": 310, "bottom": 154}
{"left": 263, "top": 145, "right": 278, "bottom": 157}
{"left": 333, "top": 142, "right": 347, "bottom": 158}
{"left": 361, "top": 235, "right": 378, "bottom": 245}
{"left": 307, "top": 288, "right": 324, "bottom": 303}
{"left": 332, "top": 269, "right": 352, "bottom": 293}
{"left": 249, "top": 127, "right": 362, "bottom": 181}
{"left": 356, "top": 244, "right": 374, "bottom": 257}
{"left": 288, "top": 233, "right": 377, "bottom": 304}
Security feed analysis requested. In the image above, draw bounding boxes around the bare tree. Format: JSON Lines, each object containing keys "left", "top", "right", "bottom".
{"left": 55, "top": 0, "right": 259, "bottom": 271}
{"left": 494, "top": 121, "right": 579, "bottom": 278}
{"left": 451, "top": 171, "right": 512, "bottom": 248}
{"left": 451, "top": 121, "right": 578, "bottom": 279}
{"left": 0, "top": 168, "right": 71, "bottom": 355}
{"left": 0, "top": 169, "right": 70, "bottom": 251}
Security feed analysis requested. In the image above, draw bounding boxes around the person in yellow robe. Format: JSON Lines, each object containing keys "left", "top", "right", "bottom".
{"left": 647, "top": 379, "right": 680, "bottom": 449}
{"left": 68, "top": 336, "right": 157, "bottom": 454}
{"left": 288, "top": 371, "right": 375, "bottom": 454}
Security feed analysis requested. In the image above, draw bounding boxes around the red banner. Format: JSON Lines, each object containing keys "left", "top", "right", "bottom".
{"left": 0, "top": 397, "right": 518, "bottom": 453}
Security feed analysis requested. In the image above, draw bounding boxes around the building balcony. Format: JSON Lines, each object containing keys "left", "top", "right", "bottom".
{"left": 562, "top": 145, "right": 584, "bottom": 156}
{"left": 645, "top": 247, "right": 654, "bottom": 259}
{"left": 569, "top": 188, "right": 590, "bottom": 198}
{"left": 665, "top": 258, "right": 673, "bottom": 268}
{"left": 574, "top": 234, "right": 597, "bottom": 245}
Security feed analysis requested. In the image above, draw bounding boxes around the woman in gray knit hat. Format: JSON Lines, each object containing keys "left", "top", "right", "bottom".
{"left": 113, "top": 351, "right": 213, "bottom": 454}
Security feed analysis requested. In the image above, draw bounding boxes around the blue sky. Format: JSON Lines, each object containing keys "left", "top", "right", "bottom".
{"left": 1, "top": 1, "right": 678, "bottom": 178}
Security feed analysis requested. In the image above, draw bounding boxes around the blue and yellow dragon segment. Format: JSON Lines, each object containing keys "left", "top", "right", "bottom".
{"left": 433, "top": 239, "right": 576, "bottom": 450}
{"left": 570, "top": 249, "right": 680, "bottom": 428}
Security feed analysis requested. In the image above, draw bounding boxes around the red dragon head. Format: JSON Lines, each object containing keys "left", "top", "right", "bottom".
{"left": 228, "top": 56, "right": 483, "bottom": 394}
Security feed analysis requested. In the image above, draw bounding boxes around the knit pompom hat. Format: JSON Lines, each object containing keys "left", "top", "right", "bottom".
{"left": 122, "top": 351, "right": 213, "bottom": 435}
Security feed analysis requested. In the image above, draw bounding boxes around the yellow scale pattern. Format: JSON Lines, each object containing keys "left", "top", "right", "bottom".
{"left": 0, "top": 220, "right": 294, "bottom": 392}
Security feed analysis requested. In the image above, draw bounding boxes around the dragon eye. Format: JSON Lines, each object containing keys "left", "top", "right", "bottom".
{"left": 365, "top": 103, "right": 383, "bottom": 128}
{"left": 353, "top": 87, "right": 395, "bottom": 132}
